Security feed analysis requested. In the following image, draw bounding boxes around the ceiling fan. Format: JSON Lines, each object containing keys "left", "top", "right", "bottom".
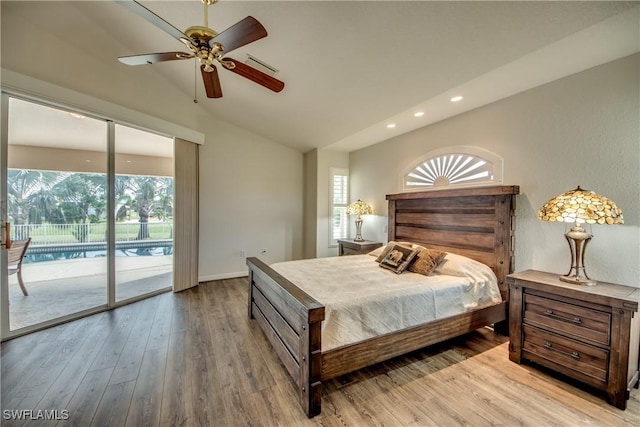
{"left": 116, "top": 0, "right": 284, "bottom": 99}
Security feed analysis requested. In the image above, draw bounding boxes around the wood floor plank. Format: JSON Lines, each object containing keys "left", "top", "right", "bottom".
{"left": 2, "top": 278, "right": 638, "bottom": 427}
{"left": 168, "top": 288, "right": 189, "bottom": 334}
{"left": 0, "top": 321, "right": 64, "bottom": 361}
{"left": 109, "top": 297, "right": 159, "bottom": 385}
{"left": 90, "top": 380, "right": 136, "bottom": 427}
{"left": 186, "top": 354, "right": 228, "bottom": 426}
{"left": 39, "top": 317, "right": 95, "bottom": 369}
{"left": 145, "top": 293, "right": 174, "bottom": 351}
{"left": 1, "top": 339, "right": 63, "bottom": 407}
{"left": 32, "top": 314, "right": 121, "bottom": 423}
{"left": 89, "top": 302, "right": 143, "bottom": 371}
{"left": 473, "top": 344, "right": 639, "bottom": 426}
{"left": 125, "top": 346, "right": 167, "bottom": 427}
{"left": 1, "top": 360, "right": 67, "bottom": 418}
{"left": 159, "top": 331, "right": 192, "bottom": 427}
{"left": 182, "top": 292, "right": 214, "bottom": 361}
{"left": 58, "top": 367, "right": 113, "bottom": 427}
{"left": 253, "top": 383, "right": 317, "bottom": 427}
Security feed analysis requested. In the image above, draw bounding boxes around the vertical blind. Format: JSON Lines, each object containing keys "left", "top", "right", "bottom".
{"left": 173, "top": 138, "right": 199, "bottom": 292}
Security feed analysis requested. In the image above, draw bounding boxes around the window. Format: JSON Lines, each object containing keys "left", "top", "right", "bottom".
{"left": 402, "top": 146, "right": 503, "bottom": 191}
{"left": 329, "top": 168, "right": 349, "bottom": 245}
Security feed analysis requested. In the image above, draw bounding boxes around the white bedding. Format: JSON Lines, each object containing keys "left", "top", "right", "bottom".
{"left": 270, "top": 253, "right": 502, "bottom": 352}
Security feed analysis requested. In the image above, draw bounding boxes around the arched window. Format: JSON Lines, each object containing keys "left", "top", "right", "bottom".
{"left": 402, "top": 146, "right": 503, "bottom": 191}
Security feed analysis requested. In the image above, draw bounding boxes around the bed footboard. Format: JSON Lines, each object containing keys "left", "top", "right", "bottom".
{"left": 246, "top": 257, "right": 325, "bottom": 417}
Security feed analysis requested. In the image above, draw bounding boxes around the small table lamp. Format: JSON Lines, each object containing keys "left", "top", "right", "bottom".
{"left": 537, "top": 186, "right": 624, "bottom": 285}
{"left": 347, "top": 199, "right": 373, "bottom": 242}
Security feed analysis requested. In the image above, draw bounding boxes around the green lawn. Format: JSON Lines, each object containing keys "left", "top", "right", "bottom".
{"left": 17, "top": 222, "right": 173, "bottom": 244}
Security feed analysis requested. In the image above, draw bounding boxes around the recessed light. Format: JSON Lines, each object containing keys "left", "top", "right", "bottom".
{"left": 386, "top": 123, "right": 396, "bottom": 129}
{"left": 414, "top": 111, "right": 424, "bottom": 117}
{"left": 450, "top": 96, "right": 463, "bottom": 102}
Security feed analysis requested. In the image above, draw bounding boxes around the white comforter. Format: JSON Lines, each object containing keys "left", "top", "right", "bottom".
{"left": 270, "top": 253, "right": 502, "bottom": 351}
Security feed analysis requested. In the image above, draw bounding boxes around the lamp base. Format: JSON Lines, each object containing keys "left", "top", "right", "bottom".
{"left": 560, "top": 275, "right": 596, "bottom": 286}
{"left": 353, "top": 217, "right": 365, "bottom": 242}
{"left": 561, "top": 224, "right": 597, "bottom": 286}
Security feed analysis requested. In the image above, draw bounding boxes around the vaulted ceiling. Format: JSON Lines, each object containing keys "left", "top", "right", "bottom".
{"left": 2, "top": 1, "right": 638, "bottom": 153}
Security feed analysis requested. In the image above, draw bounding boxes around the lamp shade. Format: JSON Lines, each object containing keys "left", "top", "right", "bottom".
{"left": 538, "top": 186, "right": 623, "bottom": 286}
{"left": 537, "top": 186, "right": 623, "bottom": 225}
{"left": 347, "top": 200, "right": 373, "bottom": 216}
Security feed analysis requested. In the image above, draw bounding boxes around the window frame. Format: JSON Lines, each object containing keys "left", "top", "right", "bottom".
{"left": 401, "top": 145, "right": 503, "bottom": 192}
{"left": 328, "top": 167, "right": 349, "bottom": 247}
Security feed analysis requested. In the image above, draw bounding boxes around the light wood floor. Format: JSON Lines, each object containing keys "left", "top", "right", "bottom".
{"left": 1, "top": 277, "right": 638, "bottom": 426}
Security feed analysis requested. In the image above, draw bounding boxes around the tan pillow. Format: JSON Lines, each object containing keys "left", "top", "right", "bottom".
{"left": 408, "top": 248, "right": 447, "bottom": 276}
{"left": 368, "top": 245, "right": 385, "bottom": 257}
{"left": 379, "top": 245, "right": 420, "bottom": 274}
{"left": 375, "top": 241, "right": 413, "bottom": 263}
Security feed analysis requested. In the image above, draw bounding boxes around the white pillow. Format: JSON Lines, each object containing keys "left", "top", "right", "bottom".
{"left": 434, "top": 252, "right": 496, "bottom": 280}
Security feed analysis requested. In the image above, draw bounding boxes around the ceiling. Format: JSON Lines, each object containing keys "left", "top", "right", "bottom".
{"left": 8, "top": 97, "right": 174, "bottom": 157}
{"left": 2, "top": 1, "right": 639, "bottom": 154}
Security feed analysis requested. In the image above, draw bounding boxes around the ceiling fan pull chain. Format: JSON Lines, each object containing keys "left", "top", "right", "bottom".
{"left": 193, "top": 61, "right": 198, "bottom": 103}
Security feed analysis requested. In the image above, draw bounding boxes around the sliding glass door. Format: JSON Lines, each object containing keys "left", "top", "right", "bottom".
{"left": 4, "top": 97, "right": 108, "bottom": 331}
{"left": 0, "top": 95, "right": 174, "bottom": 338}
{"left": 114, "top": 124, "right": 174, "bottom": 302}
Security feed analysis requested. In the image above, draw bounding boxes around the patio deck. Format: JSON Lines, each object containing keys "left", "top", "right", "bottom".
{"left": 7, "top": 256, "right": 172, "bottom": 331}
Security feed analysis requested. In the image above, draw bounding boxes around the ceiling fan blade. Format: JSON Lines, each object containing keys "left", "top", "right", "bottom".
{"left": 201, "top": 65, "right": 223, "bottom": 98}
{"left": 116, "top": 0, "right": 190, "bottom": 42}
{"left": 210, "top": 16, "right": 267, "bottom": 54}
{"left": 224, "top": 58, "right": 285, "bottom": 93}
{"left": 118, "top": 52, "right": 194, "bottom": 66}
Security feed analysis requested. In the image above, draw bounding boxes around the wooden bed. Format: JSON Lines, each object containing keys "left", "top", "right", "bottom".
{"left": 247, "top": 185, "right": 519, "bottom": 417}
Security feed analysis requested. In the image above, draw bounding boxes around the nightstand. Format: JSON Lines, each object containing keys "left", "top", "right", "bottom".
{"left": 507, "top": 270, "right": 640, "bottom": 410}
{"left": 337, "top": 239, "right": 382, "bottom": 256}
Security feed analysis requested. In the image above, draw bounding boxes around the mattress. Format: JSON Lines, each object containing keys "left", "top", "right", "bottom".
{"left": 270, "top": 252, "right": 502, "bottom": 351}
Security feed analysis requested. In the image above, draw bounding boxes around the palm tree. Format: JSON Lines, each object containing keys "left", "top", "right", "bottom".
{"left": 7, "top": 170, "right": 68, "bottom": 239}
{"left": 51, "top": 173, "right": 107, "bottom": 242}
{"left": 116, "top": 175, "right": 173, "bottom": 240}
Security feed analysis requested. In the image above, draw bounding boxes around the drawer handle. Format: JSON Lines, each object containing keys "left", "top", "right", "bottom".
{"left": 544, "top": 341, "right": 580, "bottom": 360}
{"left": 544, "top": 309, "right": 582, "bottom": 325}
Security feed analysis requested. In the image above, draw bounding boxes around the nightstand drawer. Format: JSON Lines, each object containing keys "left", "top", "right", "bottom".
{"left": 341, "top": 246, "right": 362, "bottom": 256}
{"left": 523, "top": 293, "right": 611, "bottom": 346}
{"left": 523, "top": 325, "right": 608, "bottom": 384}
{"left": 337, "top": 239, "right": 382, "bottom": 256}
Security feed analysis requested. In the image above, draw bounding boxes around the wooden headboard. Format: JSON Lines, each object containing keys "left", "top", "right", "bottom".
{"left": 386, "top": 185, "right": 519, "bottom": 296}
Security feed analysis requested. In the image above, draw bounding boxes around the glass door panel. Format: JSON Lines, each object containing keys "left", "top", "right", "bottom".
{"left": 114, "top": 124, "right": 173, "bottom": 302}
{"left": 6, "top": 97, "right": 108, "bottom": 330}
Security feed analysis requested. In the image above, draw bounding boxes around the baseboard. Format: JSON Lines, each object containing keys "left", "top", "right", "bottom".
{"left": 199, "top": 271, "right": 249, "bottom": 282}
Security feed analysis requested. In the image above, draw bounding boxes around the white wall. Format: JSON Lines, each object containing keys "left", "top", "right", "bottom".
{"left": 350, "top": 54, "right": 639, "bottom": 287}
{"left": 197, "top": 117, "right": 303, "bottom": 280}
{"left": 303, "top": 149, "right": 318, "bottom": 259}
{"left": 302, "top": 148, "right": 350, "bottom": 259}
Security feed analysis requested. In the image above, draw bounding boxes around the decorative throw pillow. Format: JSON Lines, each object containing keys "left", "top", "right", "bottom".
{"left": 408, "top": 248, "right": 447, "bottom": 276}
{"left": 379, "top": 244, "right": 419, "bottom": 274}
{"left": 375, "top": 241, "right": 413, "bottom": 263}
{"left": 368, "top": 245, "right": 385, "bottom": 257}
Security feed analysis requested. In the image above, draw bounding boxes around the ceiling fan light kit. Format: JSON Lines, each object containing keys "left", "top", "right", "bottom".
{"left": 116, "top": 0, "right": 284, "bottom": 99}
